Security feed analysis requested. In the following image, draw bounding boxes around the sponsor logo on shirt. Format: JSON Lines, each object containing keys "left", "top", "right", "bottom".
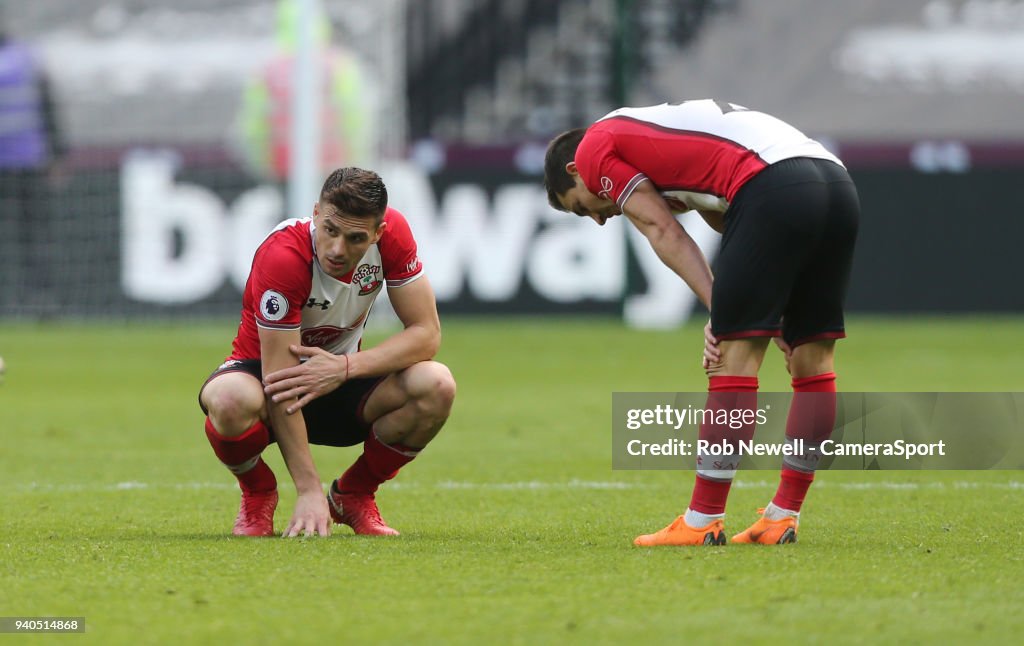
{"left": 301, "top": 325, "right": 344, "bottom": 348}
{"left": 353, "top": 263, "right": 382, "bottom": 296}
{"left": 300, "top": 310, "right": 370, "bottom": 348}
{"left": 405, "top": 258, "right": 421, "bottom": 274}
{"left": 259, "top": 289, "right": 288, "bottom": 321}
{"left": 599, "top": 176, "right": 614, "bottom": 200}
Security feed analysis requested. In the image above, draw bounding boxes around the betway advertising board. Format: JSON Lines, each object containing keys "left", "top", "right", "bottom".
{"left": 119, "top": 151, "right": 715, "bottom": 326}
{"left": 6, "top": 146, "right": 1022, "bottom": 319}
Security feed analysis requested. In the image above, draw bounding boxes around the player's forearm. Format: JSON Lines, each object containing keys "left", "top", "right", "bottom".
{"left": 348, "top": 323, "right": 440, "bottom": 379}
{"left": 646, "top": 224, "right": 714, "bottom": 310}
{"left": 259, "top": 327, "right": 322, "bottom": 493}
{"left": 268, "top": 402, "right": 322, "bottom": 494}
{"left": 624, "top": 186, "right": 714, "bottom": 309}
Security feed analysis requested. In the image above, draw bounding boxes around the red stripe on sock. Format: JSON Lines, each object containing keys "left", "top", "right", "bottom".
{"left": 204, "top": 418, "right": 269, "bottom": 464}
{"left": 772, "top": 373, "right": 837, "bottom": 511}
{"left": 792, "top": 372, "right": 837, "bottom": 392}
{"left": 204, "top": 418, "right": 276, "bottom": 493}
{"left": 700, "top": 375, "right": 759, "bottom": 454}
{"left": 785, "top": 372, "right": 837, "bottom": 444}
{"left": 708, "top": 375, "right": 759, "bottom": 392}
{"left": 771, "top": 467, "right": 815, "bottom": 512}
{"left": 689, "top": 474, "right": 732, "bottom": 515}
{"left": 337, "top": 432, "right": 417, "bottom": 495}
{"left": 690, "top": 376, "right": 759, "bottom": 514}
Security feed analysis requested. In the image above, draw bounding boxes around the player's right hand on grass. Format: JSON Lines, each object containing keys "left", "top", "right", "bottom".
{"left": 283, "top": 490, "right": 332, "bottom": 538}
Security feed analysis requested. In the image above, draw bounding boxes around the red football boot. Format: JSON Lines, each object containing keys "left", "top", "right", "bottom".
{"left": 232, "top": 489, "right": 278, "bottom": 537}
{"left": 327, "top": 480, "right": 399, "bottom": 536}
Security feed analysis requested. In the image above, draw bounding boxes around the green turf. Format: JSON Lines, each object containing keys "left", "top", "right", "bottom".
{"left": 1, "top": 316, "right": 1022, "bottom": 644}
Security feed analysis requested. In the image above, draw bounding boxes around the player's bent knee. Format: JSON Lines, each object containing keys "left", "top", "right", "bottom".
{"left": 201, "top": 375, "right": 266, "bottom": 434}
{"left": 405, "top": 361, "right": 457, "bottom": 414}
{"left": 434, "top": 365, "right": 457, "bottom": 413}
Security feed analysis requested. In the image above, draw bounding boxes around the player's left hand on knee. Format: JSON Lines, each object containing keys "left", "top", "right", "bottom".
{"left": 702, "top": 320, "right": 721, "bottom": 370}
{"left": 264, "top": 345, "right": 346, "bottom": 412}
{"left": 773, "top": 337, "right": 794, "bottom": 374}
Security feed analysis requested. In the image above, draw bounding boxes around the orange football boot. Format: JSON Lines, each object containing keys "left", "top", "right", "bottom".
{"left": 634, "top": 515, "right": 727, "bottom": 546}
{"left": 731, "top": 508, "right": 798, "bottom": 544}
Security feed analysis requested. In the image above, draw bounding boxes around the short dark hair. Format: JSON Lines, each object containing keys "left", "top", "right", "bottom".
{"left": 543, "top": 128, "right": 587, "bottom": 211}
{"left": 319, "top": 167, "right": 388, "bottom": 222}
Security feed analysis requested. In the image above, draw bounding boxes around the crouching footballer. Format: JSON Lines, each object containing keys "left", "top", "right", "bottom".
{"left": 198, "top": 167, "right": 455, "bottom": 538}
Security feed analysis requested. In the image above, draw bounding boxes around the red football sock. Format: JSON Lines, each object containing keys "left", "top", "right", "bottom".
{"left": 772, "top": 372, "right": 837, "bottom": 512}
{"left": 204, "top": 417, "right": 277, "bottom": 494}
{"left": 689, "top": 375, "right": 759, "bottom": 515}
{"left": 689, "top": 475, "right": 733, "bottom": 515}
{"left": 772, "top": 467, "right": 815, "bottom": 512}
{"left": 790, "top": 372, "right": 837, "bottom": 394}
{"left": 337, "top": 431, "right": 419, "bottom": 495}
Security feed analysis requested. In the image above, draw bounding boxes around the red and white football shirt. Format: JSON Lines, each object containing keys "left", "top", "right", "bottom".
{"left": 575, "top": 100, "right": 843, "bottom": 213}
{"left": 228, "top": 207, "right": 423, "bottom": 360}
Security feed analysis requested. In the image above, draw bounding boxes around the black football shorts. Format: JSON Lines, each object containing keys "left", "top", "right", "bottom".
{"left": 710, "top": 156, "right": 860, "bottom": 347}
{"left": 198, "top": 359, "right": 386, "bottom": 447}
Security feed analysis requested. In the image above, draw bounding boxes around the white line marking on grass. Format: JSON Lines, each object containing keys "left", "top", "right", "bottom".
{"left": 435, "top": 479, "right": 646, "bottom": 490}
{"left": 15, "top": 481, "right": 238, "bottom": 493}
{"left": 11, "top": 479, "right": 1024, "bottom": 493}
{"left": 824, "top": 482, "right": 923, "bottom": 490}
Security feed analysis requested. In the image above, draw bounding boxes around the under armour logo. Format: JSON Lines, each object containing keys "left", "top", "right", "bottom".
{"left": 305, "top": 298, "right": 332, "bottom": 310}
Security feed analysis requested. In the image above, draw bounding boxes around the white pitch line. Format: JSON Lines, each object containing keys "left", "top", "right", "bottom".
{"left": 435, "top": 479, "right": 644, "bottom": 490}
{"left": 9, "top": 479, "right": 1024, "bottom": 493}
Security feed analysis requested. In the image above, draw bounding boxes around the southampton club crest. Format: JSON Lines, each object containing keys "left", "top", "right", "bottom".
{"left": 352, "top": 263, "right": 382, "bottom": 296}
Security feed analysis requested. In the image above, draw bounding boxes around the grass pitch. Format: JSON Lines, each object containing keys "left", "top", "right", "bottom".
{"left": 1, "top": 316, "right": 1023, "bottom": 644}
